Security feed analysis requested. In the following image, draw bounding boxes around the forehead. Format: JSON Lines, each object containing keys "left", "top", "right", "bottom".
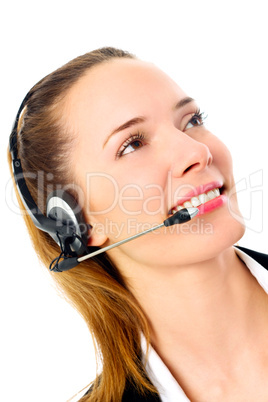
{"left": 64, "top": 59, "right": 186, "bottom": 125}
{"left": 68, "top": 58, "right": 183, "bottom": 101}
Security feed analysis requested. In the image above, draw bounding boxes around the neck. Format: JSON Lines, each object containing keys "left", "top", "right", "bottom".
{"left": 121, "top": 246, "right": 268, "bottom": 357}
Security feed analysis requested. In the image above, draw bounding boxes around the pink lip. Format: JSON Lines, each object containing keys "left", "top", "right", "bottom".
{"left": 170, "top": 180, "right": 224, "bottom": 212}
{"left": 196, "top": 194, "right": 227, "bottom": 216}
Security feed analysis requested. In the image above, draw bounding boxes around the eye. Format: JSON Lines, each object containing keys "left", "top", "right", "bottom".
{"left": 185, "top": 110, "right": 206, "bottom": 130}
{"left": 116, "top": 132, "right": 146, "bottom": 158}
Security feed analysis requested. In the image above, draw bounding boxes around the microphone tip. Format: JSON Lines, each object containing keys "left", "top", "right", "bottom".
{"left": 164, "top": 207, "right": 199, "bottom": 226}
{"left": 187, "top": 207, "right": 199, "bottom": 219}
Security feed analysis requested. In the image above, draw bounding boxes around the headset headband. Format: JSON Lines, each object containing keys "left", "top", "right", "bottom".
{"left": 9, "top": 91, "right": 65, "bottom": 233}
{"left": 9, "top": 90, "right": 88, "bottom": 271}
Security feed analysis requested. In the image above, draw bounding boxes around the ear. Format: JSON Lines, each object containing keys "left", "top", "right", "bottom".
{"left": 87, "top": 230, "right": 108, "bottom": 247}
{"left": 86, "top": 218, "right": 109, "bottom": 247}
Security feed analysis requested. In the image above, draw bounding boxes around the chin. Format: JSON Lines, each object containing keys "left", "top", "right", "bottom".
{"left": 202, "top": 206, "right": 246, "bottom": 261}
{"left": 220, "top": 216, "right": 246, "bottom": 248}
{"left": 227, "top": 195, "right": 246, "bottom": 242}
{"left": 182, "top": 203, "right": 246, "bottom": 265}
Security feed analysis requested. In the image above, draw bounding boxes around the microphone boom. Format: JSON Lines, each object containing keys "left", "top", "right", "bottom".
{"left": 56, "top": 207, "right": 199, "bottom": 272}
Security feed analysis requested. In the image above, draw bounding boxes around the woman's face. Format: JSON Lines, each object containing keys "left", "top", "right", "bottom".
{"left": 64, "top": 58, "right": 245, "bottom": 270}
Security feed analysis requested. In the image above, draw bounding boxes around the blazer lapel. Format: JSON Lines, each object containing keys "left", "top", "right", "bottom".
{"left": 235, "top": 246, "right": 268, "bottom": 270}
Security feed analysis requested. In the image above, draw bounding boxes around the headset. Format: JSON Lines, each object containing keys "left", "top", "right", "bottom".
{"left": 9, "top": 91, "right": 198, "bottom": 274}
{"left": 9, "top": 91, "right": 89, "bottom": 272}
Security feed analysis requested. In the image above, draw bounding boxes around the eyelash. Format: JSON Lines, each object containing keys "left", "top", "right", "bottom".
{"left": 116, "top": 131, "right": 146, "bottom": 159}
{"left": 186, "top": 109, "right": 206, "bottom": 128}
{"left": 116, "top": 109, "right": 207, "bottom": 159}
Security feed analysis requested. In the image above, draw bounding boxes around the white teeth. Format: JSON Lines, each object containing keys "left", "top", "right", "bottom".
{"left": 199, "top": 193, "right": 209, "bottom": 204}
{"left": 183, "top": 201, "right": 192, "bottom": 208}
{"left": 191, "top": 197, "right": 201, "bottom": 207}
{"left": 171, "top": 187, "right": 221, "bottom": 214}
{"left": 171, "top": 205, "right": 184, "bottom": 214}
{"left": 207, "top": 190, "right": 217, "bottom": 200}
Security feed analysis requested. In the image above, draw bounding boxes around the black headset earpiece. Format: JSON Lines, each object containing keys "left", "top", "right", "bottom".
{"left": 9, "top": 90, "right": 89, "bottom": 271}
{"left": 46, "top": 189, "right": 88, "bottom": 255}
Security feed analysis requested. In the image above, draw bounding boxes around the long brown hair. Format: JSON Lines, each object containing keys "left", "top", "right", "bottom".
{"left": 8, "top": 47, "right": 157, "bottom": 401}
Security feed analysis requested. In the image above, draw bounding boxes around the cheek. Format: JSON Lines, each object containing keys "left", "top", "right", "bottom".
{"left": 209, "top": 135, "right": 234, "bottom": 181}
{"left": 83, "top": 174, "right": 120, "bottom": 215}
{"left": 83, "top": 167, "right": 166, "bottom": 220}
{"left": 209, "top": 136, "right": 245, "bottom": 229}
{"left": 109, "top": 157, "right": 168, "bottom": 217}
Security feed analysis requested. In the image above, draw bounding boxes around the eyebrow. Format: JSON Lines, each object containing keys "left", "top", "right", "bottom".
{"left": 103, "top": 116, "right": 146, "bottom": 148}
{"left": 103, "top": 96, "right": 195, "bottom": 148}
{"left": 174, "top": 96, "right": 195, "bottom": 110}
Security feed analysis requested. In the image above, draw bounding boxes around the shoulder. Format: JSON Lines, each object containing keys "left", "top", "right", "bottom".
{"left": 235, "top": 246, "right": 268, "bottom": 269}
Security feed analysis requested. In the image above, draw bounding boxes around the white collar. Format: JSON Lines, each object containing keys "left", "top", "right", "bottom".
{"left": 141, "top": 247, "right": 268, "bottom": 401}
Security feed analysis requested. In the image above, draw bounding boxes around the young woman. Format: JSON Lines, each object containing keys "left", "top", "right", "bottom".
{"left": 8, "top": 47, "right": 268, "bottom": 401}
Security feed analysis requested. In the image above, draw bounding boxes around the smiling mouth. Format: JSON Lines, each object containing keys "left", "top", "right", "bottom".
{"left": 170, "top": 186, "right": 224, "bottom": 215}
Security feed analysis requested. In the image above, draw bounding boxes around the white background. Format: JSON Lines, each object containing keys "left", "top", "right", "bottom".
{"left": 1, "top": 1, "right": 268, "bottom": 401}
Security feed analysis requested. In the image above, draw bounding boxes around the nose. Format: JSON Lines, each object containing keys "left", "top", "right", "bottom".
{"left": 170, "top": 132, "right": 213, "bottom": 178}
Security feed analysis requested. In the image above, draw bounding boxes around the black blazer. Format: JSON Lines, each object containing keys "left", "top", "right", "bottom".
{"left": 86, "top": 247, "right": 268, "bottom": 401}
